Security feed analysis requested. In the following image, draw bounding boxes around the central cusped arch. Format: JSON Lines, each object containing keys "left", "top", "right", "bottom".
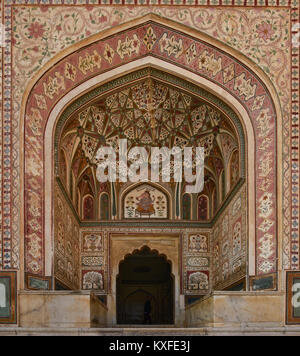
{"left": 20, "top": 14, "right": 281, "bottom": 289}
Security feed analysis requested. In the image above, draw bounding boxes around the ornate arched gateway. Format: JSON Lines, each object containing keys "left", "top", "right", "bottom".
{"left": 116, "top": 246, "right": 174, "bottom": 325}
{"left": 20, "top": 14, "right": 282, "bottom": 326}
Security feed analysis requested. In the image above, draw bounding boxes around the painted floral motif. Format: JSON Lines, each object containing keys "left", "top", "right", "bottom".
{"left": 233, "top": 221, "right": 242, "bottom": 256}
{"left": 258, "top": 219, "right": 274, "bottom": 233}
{"left": 64, "top": 62, "right": 77, "bottom": 82}
{"left": 212, "top": 186, "right": 246, "bottom": 289}
{"left": 187, "top": 257, "right": 209, "bottom": 268}
{"left": 82, "top": 256, "right": 104, "bottom": 267}
{"left": 186, "top": 43, "right": 197, "bottom": 64}
{"left": 188, "top": 234, "right": 208, "bottom": 253}
{"left": 54, "top": 185, "right": 80, "bottom": 289}
{"left": 256, "top": 109, "right": 273, "bottom": 138}
{"left": 187, "top": 271, "right": 209, "bottom": 291}
{"left": 143, "top": 26, "right": 157, "bottom": 51}
{"left": 198, "top": 50, "right": 222, "bottom": 76}
{"left": 103, "top": 43, "right": 115, "bottom": 64}
{"left": 34, "top": 94, "right": 47, "bottom": 111}
{"left": 222, "top": 261, "right": 229, "bottom": 281}
{"left": 57, "top": 221, "right": 65, "bottom": 255}
{"left": 257, "top": 22, "right": 275, "bottom": 42}
{"left": 222, "top": 215, "right": 229, "bottom": 237}
{"left": 232, "top": 196, "right": 241, "bottom": 216}
{"left": 259, "top": 260, "right": 274, "bottom": 274}
{"left": 43, "top": 72, "right": 65, "bottom": 99}
{"left": 232, "top": 258, "right": 243, "bottom": 274}
{"left": 27, "top": 234, "right": 42, "bottom": 260}
{"left": 117, "top": 35, "right": 140, "bottom": 59}
{"left": 82, "top": 270, "right": 104, "bottom": 290}
{"left": 258, "top": 193, "right": 273, "bottom": 219}
{"left": 27, "top": 108, "right": 43, "bottom": 136}
{"left": 223, "top": 63, "right": 235, "bottom": 84}
{"left": 258, "top": 233, "right": 274, "bottom": 260}
{"left": 258, "top": 152, "right": 273, "bottom": 178}
{"left": 82, "top": 233, "right": 103, "bottom": 252}
{"left": 28, "top": 22, "right": 45, "bottom": 39}
{"left": 159, "top": 33, "right": 183, "bottom": 58}
{"left": 234, "top": 73, "right": 257, "bottom": 101}
{"left": 251, "top": 95, "right": 265, "bottom": 112}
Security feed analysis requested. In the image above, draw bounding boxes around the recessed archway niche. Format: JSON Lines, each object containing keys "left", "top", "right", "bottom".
{"left": 51, "top": 66, "right": 250, "bottom": 293}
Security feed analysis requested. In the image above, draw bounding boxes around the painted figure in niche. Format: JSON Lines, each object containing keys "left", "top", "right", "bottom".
{"left": 124, "top": 185, "right": 168, "bottom": 219}
{"left": 189, "top": 234, "right": 208, "bottom": 253}
{"left": 0, "top": 283, "right": 6, "bottom": 308}
{"left": 135, "top": 190, "right": 155, "bottom": 217}
{"left": 83, "top": 234, "right": 102, "bottom": 252}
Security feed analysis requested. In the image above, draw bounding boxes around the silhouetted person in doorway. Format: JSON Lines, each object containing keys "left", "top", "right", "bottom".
{"left": 143, "top": 299, "right": 152, "bottom": 324}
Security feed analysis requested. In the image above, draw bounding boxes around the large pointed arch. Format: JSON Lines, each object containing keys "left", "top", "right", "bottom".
{"left": 20, "top": 14, "right": 281, "bottom": 286}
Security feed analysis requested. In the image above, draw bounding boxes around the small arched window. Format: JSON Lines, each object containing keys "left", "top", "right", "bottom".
{"left": 100, "top": 193, "right": 110, "bottom": 220}
{"left": 198, "top": 195, "right": 209, "bottom": 221}
{"left": 229, "top": 150, "right": 239, "bottom": 189}
{"left": 182, "top": 193, "right": 191, "bottom": 220}
{"left": 83, "top": 195, "right": 94, "bottom": 220}
{"left": 60, "top": 149, "right": 67, "bottom": 188}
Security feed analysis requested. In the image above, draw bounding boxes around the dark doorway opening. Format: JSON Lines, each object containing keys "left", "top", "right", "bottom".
{"left": 116, "top": 246, "right": 174, "bottom": 325}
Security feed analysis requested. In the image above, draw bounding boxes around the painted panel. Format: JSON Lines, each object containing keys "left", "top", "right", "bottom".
{"left": 124, "top": 184, "right": 168, "bottom": 219}
{"left": 26, "top": 274, "right": 52, "bottom": 290}
{"left": 0, "top": 272, "right": 17, "bottom": 324}
{"left": 287, "top": 272, "right": 300, "bottom": 324}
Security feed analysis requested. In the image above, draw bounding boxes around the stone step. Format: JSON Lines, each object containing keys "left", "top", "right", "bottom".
{"left": 115, "top": 324, "right": 176, "bottom": 328}
{"left": 1, "top": 326, "right": 300, "bottom": 336}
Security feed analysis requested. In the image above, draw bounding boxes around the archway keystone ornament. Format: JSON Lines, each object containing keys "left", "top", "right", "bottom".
{"left": 24, "top": 17, "right": 277, "bottom": 277}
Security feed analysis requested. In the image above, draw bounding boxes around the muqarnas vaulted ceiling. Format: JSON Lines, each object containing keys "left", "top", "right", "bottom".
{"left": 58, "top": 72, "right": 242, "bottom": 222}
